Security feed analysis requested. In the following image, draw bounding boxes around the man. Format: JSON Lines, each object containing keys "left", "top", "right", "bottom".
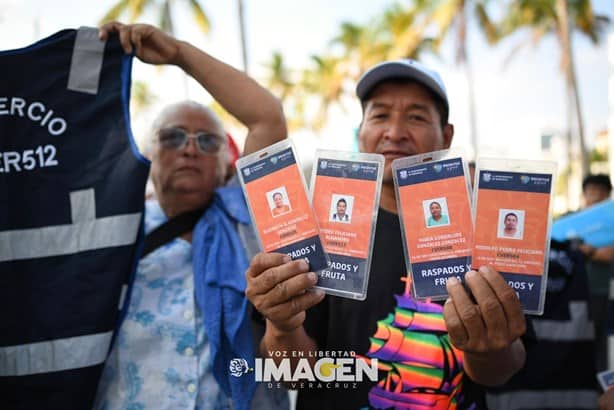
{"left": 94, "top": 23, "right": 288, "bottom": 409}
{"left": 272, "top": 191, "right": 291, "bottom": 216}
{"left": 332, "top": 198, "right": 350, "bottom": 222}
{"left": 502, "top": 212, "right": 520, "bottom": 238}
{"left": 485, "top": 239, "right": 599, "bottom": 409}
{"left": 427, "top": 200, "right": 448, "bottom": 227}
{"left": 582, "top": 174, "right": 612, "bottom": 208}
{"left": 578, "top": 174, "right": 614, "bottom": 372}
{"left": 245, "top": 59, "right": 527, "bottom": 409}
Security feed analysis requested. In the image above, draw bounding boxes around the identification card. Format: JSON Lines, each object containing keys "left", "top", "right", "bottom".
{"left": 598, "top": 369, "right": 614, "bottom": 391}
{"left": 310, "top": 150, "right": 384, "bottom": 300}
{"left": 236, "top": 140, "right": 328, "bottom": 271}
{"left": 393, "top": 149, "right": 473, "bottom": 300}
{"left": 472, "top": 158, "right": 556, "bottom": 315}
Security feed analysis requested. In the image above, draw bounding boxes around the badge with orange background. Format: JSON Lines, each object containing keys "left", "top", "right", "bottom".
{"left": 237, "top": 143, "right": 327, "bottom": 271}
{"left": 472, "top": 167, "right": 554, "bottom": 314}
{"left": 393, "top": 156, "right": 473, "bottom": 300}
{"left": 310, "top": 152, "right": 383, "bottom": 300}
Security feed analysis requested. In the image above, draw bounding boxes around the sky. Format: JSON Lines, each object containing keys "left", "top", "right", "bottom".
{"left": 1, "top": 0, "right": 613, "bottom": 166}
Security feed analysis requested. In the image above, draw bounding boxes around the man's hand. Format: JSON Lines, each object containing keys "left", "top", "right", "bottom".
{"left": 443, "top": 265, "right": 526, "bottom": 385}
{"left": 98, "top": 22, "right": 182, "bottom": 66}
{"left": 246, "top": 253, "right": 325, "bottom": 333}
{"left": 600, "top": 387, "right": 614, "bottom": 410}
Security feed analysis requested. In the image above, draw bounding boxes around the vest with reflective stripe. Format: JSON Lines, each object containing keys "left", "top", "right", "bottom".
{"left": 0, "top": 27, "right": 149, "bottom": 409}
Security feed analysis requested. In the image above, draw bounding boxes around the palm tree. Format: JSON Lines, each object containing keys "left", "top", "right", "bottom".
{"left": 391, "top": 0, "right": 499, "bottom": 158}
{"left": 100, "top": 0, "right": 212, "bottom": 100}
{"left": 331, "top": 21, "right": 384, "bottom": 76}
{"left": 264, "top": 51, "right": 294, "bottom": 103}
{"left": 381, "top": 1, "right": 438, "bottom": 61}
{"left": 263, "top": 51, "right": 307, "bottom": 131}
{"left": 496, "top": 0, "right": 610, "bottom": 177}
{"left": 237, "top": 0, "right": 249, "bottom": 73}
{"left": 131, "top": 80, "right": 157, "bottom": 114}
{"left": 301, "top": 54, "right": 348, "bottom": 130}
{"left": 100, "top": 0, "right": 210, "bottom": 35}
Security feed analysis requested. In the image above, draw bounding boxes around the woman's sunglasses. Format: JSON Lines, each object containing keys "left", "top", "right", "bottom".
{"left": 157, "top": 127, "right": 225, "bottom": 154}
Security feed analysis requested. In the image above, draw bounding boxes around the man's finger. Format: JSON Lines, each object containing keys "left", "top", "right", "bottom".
{"left": 256, "top": 259, "right": 310, "bottom": 295}
{"left": 464, "top": 268, "right": 508, "bottom": 348}
{"left": 246, "top": 252, "right": 291, "bottom": 278}
{"left": 260, "top": 272, "right": 319, "bottom": 308}
{"left": 265, "top": 288, "right": 325, "bottom": 323}
{"left": 445, "top": 275, "right": 485, "bottom": 347}
{"left": 479, "top": 266, "right": 526, "bottom": 338}
{"left": 443, "top": 297, "right": 468, "bottom": 348}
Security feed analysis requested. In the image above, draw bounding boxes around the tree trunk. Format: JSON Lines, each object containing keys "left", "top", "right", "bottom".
{"left": 457, "top": 1, "right": 478, "bottom": 158}
{"left": 237, "top": 0, "right": 249, "bottom": 73}
{"left": 465, "top": 55, "right": 479, "bottom": 159}
{"left": 569, "top": 59, "right": 589, "bottom": 176}
{"left": 556, "top": 0, "right": 589, "bottom": 177}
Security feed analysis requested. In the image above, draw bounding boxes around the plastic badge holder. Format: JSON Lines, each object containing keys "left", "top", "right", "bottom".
{"left": 472, "top": 158, "right": 557, "bottom": 315}
{"left": 236, "top": 139, "right": 328, "bottom": 271}
{"left": 309, "top": 150, "right": 384, "bottom": 300}
{"left": 598, "top": 369, "right": 614, "bottom": 392}
{"left": 392, "top": 148, "right": 474, "bottom": 301}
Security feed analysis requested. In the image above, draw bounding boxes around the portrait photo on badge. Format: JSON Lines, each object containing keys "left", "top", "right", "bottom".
{"left": 423, "top": 197, "right": 450, "bottom": 228}
{"left": 497, "top": 208, "right": 525, "bottom": 240}
{"left": 267, "top": 186, "right": 292, "bottom": 217}
{"left": 329, "top": 194, "right": 353, "bottom": 224}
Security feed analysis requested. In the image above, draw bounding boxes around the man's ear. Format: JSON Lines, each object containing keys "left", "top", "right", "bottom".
{"left": 443, "top": 123, "right": 454, "bottom": 149}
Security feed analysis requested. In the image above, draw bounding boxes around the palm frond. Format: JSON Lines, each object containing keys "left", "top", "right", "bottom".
{"left": 189, "top": 0, "right": 211, "bottom": 34}
{"left": 98, "top": 0, "right": 130, "bottom": 24}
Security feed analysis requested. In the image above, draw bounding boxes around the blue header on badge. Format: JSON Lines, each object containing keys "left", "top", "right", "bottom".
{"left": 396, "top": 157, "right": 464, "bottom": 187}
{"left": 240, "top": 147, "right": 296, "bottom": 183}
{"left": 316, "top": 158, "right": 379, "bottom": 181}
{"left": 477, "top": 170, "right": 552, "bottom": 193}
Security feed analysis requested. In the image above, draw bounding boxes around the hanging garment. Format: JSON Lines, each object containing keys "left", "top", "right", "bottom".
{"left": 0, "top": 27, "right": 149, "bottom": 409}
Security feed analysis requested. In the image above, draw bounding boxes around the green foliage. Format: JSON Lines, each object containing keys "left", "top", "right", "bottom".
{"left": 99, "top": 0, "right": 210, "bottom": 35}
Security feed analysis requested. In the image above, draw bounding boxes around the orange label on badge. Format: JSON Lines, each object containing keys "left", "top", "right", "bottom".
{"left": 399, "top": 175, "right": 472, "bottom": 262}
{"left": 313, "top": 175, "right": 376, "bottom": 258}
{"left": 473, "top": 189, "right": 550, "bottom": 275}
{"left": 394, "top": 156, "right": 473, "bottom": 300}
{"left": 244, "top": 164, "right": 317, "bottom": 252}
{"left": 470, "top": 168, "right": 554, "bottom": 314}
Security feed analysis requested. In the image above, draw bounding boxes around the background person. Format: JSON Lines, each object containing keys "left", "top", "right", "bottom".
{"left": 94, "top": 22, "right": 288, "bottom": 410}
{"left": 485, "top": 239, "right": 599, "bottom": 409}
{"left": 578, "top": 173, "right": 614, "bottom": 372}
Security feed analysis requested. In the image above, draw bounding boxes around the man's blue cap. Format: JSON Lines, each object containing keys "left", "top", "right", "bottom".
{"left": 356, "top": 59, "right": 448, "bottom": 112}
